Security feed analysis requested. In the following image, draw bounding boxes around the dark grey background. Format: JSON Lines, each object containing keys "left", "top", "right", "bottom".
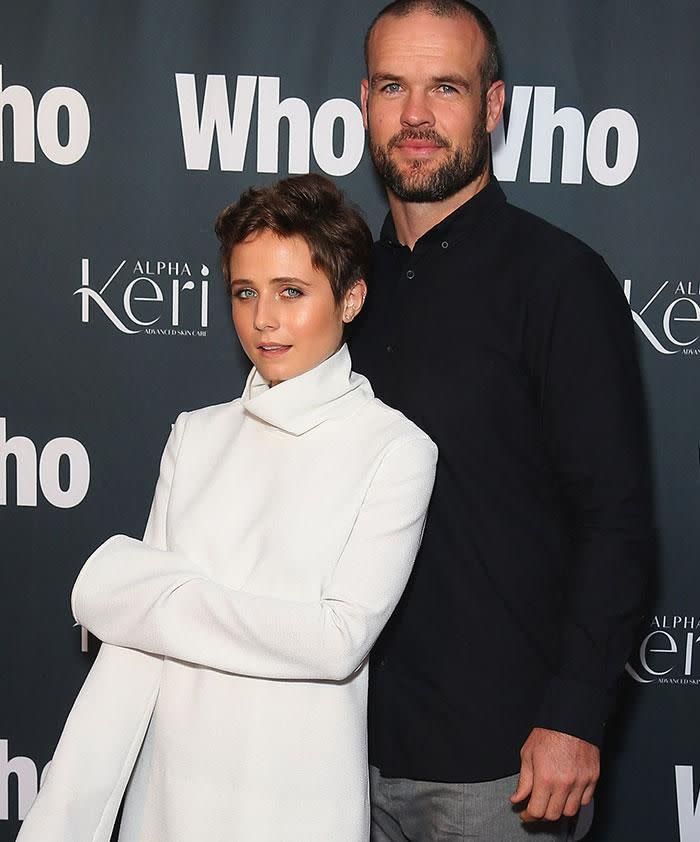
{"left": 2, "top": 2, "right": 698, "bottom": 840}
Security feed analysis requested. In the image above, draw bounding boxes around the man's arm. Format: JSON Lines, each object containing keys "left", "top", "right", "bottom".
{"left": 513, "top": 250, "right": 654, "bottom": 821}
{"left": 72, "top": 436, "right": 437, "bottom": 682}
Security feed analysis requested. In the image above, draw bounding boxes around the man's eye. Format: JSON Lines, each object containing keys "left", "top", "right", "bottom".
{"left": 437, "top": 84, "right": 457, "bottom": 94}
{"left": 233, "top": 288, "right": 255, "bottom": 299}
{"left": 281, "top": 287, "right": 303, "bottom": 299}
{"left": 382, "top": 83, "right": 402, "bottom": 94}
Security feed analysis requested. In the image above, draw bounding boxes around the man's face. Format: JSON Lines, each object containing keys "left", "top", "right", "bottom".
{"left": 361, "top": 10, "right": 503, "bottom": 202}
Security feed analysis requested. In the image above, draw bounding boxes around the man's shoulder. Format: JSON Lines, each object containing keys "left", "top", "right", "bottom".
{"left": 500, "top": 201, "right": 629, "bottom": 316}
{"left": 501, "top": 199, "right": 602, "bottom": 268}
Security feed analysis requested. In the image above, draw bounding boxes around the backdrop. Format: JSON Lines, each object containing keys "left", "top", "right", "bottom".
{"left": 1, "top": 2, "right": 699, "bottom": 840}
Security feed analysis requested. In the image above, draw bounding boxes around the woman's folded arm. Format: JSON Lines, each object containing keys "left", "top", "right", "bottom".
{"left": 72, "top": 435, "right": 437, "bottom": 681}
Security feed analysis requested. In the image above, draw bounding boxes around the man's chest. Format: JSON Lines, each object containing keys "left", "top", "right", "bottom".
{"left": 352, "top": 246, "right": 540, "bottom": 431}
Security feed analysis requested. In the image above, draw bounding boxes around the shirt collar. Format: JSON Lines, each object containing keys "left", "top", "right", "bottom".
{"left": 379, "top": 178, "right": 507, "bottom": 251}
{"left": 241, "top": 343, "right": 374, "bottom": 436}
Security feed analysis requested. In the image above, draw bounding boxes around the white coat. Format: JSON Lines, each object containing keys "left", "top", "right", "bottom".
{"left": 17, "top": 345, "right": 437, "bottom": 842}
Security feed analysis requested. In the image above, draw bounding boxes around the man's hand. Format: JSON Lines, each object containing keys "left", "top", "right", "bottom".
{"left": 510, "top": 727, "right": 600, "bottom": 822}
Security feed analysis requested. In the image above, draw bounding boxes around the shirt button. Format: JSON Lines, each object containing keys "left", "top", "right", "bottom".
{"left": 442, "top": 241, "right": 449, "bottom": 249}
{"left": 406, "top": 269, "right": 415, "bottom": 279}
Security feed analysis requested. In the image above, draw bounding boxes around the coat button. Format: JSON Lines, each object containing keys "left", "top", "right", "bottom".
{"left": 385, "top": 344, "right": 395, "bottom": 353}
{"left": 406, "top": 269, "right": 415, "bottom": 279}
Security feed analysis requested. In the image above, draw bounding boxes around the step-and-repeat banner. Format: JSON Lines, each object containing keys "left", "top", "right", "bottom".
{"left": 1, "top": 2, "right": 698, "bottom": 840}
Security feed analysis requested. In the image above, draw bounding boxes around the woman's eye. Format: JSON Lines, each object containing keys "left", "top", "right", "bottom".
{"left": 234, "top": 288, "right": 255, "bottom": 299}
{"left": 281, "top": 287, "right": 303, "bottom": 299}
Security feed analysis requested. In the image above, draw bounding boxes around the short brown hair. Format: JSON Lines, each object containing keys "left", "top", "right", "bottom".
{"left": 364, "top": 0, "right": 501, "bottom": 95}
{"left": 215, "top": 174, "right": 372, "bottom": 305}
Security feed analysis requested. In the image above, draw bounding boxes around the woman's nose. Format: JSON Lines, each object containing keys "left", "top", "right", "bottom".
{"left": 253, "top": 294, "right": 280, "bottom": 331}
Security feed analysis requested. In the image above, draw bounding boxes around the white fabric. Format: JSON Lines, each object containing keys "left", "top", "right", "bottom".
{"left": 18, "top": 345, "right": 437, "bottom": 842}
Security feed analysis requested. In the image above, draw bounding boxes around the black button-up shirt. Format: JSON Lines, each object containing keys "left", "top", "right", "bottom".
{"left": 350, "top": 179, "right": 653, "bottom": 783}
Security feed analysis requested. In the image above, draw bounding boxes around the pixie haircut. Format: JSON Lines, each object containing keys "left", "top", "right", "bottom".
{"left": 215, "top": 174, "right": 372, "bottom": 305}
{"left": 364, "top": 0, "right": 501, "bottom": 95}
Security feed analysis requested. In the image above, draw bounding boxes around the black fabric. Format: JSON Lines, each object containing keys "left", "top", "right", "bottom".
{"left": 350, "top": 179, "right": 654, "bottom": 783}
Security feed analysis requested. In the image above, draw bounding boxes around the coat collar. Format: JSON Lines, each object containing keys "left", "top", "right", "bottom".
{"left": 241, "top": 344, "right": 373, "bottom": 436}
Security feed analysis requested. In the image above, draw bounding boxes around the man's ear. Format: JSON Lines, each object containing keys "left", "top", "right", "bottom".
{"left": 342, "top": 279, "right": 368, "bottom": 323}
{"left": 360, "top": 79, "right": 370, "bottom": 130}
{"left": 485, "top": 80, "right": 505, "bottom": 134}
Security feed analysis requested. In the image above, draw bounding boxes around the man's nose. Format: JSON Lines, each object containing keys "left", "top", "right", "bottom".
{"left": 400, "top": 90, "right": 435, "bottom": 128}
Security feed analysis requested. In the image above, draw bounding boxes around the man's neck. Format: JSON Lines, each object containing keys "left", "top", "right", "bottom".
{"left": 388, "top": 169, "right": 490, "bottom": 250}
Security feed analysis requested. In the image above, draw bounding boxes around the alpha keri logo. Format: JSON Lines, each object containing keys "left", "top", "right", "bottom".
{"left": 74, "top": 258, "right": 210, "bottom": 336}
{"left": 626, "top": 615, "right": 700, "bottom": 685}
{"left": 624, "top": 279, "right": 700, "bottom": 355}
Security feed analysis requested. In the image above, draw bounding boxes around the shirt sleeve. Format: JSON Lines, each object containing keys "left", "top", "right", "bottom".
{"left": 71, "top": 435, "right": 438, "bottom": 682}
{"left": 534, "top": 249, "right": 654, "bottom": 746}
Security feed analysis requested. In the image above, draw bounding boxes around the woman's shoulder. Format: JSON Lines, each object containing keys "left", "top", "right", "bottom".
{"left": 172, "top": 397, "right": 245, "bottom": 436}
{"left": 356, "top": 396, "right": 437, "bottom": 457}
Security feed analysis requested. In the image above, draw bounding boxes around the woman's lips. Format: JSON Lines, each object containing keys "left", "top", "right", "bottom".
{"left": 257, "top": 344, "right": 292, "bottom": 357}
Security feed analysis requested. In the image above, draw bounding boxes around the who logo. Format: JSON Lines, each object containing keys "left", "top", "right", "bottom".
{"left": 0, "top": 739, "right": 50, "bottom": 822}
{"left": 493, "top": 86, "right": 638, "bottom": 186}
{"left": 0, "top": 65, "right": 90, "bottom": 166}
{"left": 74, "top": 258, "right": 210, "bottom": 337}
{"left": 676, "top": 766, "right": 700, "bottom": 842}
{"left": 0, "top": 418, "right": 90, "bottom": 509}
{"left": 176, "top": 73, "right": 639, "bottom": 187}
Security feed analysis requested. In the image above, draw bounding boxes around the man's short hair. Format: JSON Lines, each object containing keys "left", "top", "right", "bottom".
{"left": 364, "top": 0, "right": 501, "bottom": 94}
{"left": 215, "top": 174, "right": 372, "bottom": 305}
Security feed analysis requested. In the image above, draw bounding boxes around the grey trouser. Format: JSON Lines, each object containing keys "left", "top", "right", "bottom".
{"left": 370, "top": 766, "right": 573, "bottom": 842}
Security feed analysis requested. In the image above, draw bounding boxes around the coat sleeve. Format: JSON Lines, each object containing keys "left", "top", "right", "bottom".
{"left": 71, "top": 434, "right": 438, "bottom": 682}
{"left": 14, "top": 417, "right": 184, "bottom": 842}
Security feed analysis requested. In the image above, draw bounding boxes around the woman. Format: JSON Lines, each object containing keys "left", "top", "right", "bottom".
{"left": 17, "top": 174, "right": 437, "bottom": 842}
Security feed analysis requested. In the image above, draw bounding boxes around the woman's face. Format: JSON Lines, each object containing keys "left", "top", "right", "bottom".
{"left": 230, "top": 229, "right": 365, "bottom": 386}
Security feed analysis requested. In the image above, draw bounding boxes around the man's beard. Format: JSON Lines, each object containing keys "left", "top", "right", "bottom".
{"left": 369, "top": 111, "right": 490, "bottom": 203}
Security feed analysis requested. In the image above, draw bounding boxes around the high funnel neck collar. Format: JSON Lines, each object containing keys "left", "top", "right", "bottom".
{"left": 241, "top": 344, "right": 374, "bottom": 436}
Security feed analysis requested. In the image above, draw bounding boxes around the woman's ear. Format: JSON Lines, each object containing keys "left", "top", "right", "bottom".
{"left": 341, "top": 280, "right": 368, "bottom": 324}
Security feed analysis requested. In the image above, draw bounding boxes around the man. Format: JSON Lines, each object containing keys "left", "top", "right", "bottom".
{"left": 351, "top": 2, "right": 653, "bottom": 840}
